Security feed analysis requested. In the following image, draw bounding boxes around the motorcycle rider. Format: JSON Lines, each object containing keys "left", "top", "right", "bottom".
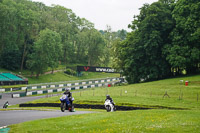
{"left": 63, "top": 88, "right": 72, "bottom": 105}
{"left": 105, "top": 95, "right": 115, "bottom": 106}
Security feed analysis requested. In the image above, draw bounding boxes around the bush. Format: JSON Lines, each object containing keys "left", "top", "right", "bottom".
{"left": 64, "top": 68, "right": 76, "bottom": 76}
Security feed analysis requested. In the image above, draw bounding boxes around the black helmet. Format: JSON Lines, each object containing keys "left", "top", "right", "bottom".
{"left": 65, "top": 88, "right": 70, "bottom": 93}
{"left": 106, "top": 95, "right": 110, "bottom": 99}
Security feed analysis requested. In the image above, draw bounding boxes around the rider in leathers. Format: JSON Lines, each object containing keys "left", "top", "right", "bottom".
{"left": 105, "top": 95, "right": 115, "bottom": 106}
{"left": 63, "top": 88, "right": 73, "bottom": 106}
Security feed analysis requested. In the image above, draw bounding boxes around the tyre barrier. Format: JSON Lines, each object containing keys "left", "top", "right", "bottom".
{"left": 19, "top": 103, "right": 151, "bottom": 111}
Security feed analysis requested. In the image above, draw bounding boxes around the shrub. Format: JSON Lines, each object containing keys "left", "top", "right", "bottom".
{"left": 64, "top": 68, "right": 76, "bottom": 76}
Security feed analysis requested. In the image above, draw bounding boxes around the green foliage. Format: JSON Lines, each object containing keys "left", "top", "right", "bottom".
{"left": 165, "top": 0, "right": 200, "bottom": 74}
{"left": 64, "top": 68, "right": 76, "bottom": 76}
{"left": 26, "top": 29, "right": 62, "bottom": 77}
{"left": 0, "top": 0, "right": 117, "bottom": 74}
{"left": 0, "top": 50, "right": 21, "bottom": 70}
{"left": 116, "top": 0, "right": 200, "bottom": 83}
{"left": 119, "top": 1, "right": 174, "bottom": 83}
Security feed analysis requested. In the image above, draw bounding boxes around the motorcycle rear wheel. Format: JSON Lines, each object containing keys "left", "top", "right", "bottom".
{"left": 69, "top": 105, "right": 75, "bottom": 112}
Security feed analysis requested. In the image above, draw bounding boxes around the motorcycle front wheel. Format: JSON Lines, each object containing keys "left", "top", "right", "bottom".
{"left": 106, "top": 105, "right": 111, "bottom": 112}
{"left": 61, "top": 102, "right": 66, "bottom": 112}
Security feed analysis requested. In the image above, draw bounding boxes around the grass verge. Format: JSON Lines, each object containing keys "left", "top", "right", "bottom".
{"left": 8, "top": 109, "right": 200, "bottom": 133}
{"left": 6, "top": 74, "right": 200, "bottom": 132}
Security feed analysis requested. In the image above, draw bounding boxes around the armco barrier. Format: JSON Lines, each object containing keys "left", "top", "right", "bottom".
{"left": 12, "top": 81, "right": 117, "bottom": 98}
{"left": 1, "top": 77, "right": 120, "bottom": 92}
{"left": 19, "top": 103, "right": 151, "bottom": 111}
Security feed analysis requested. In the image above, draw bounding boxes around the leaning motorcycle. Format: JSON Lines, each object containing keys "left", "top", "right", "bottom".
{"left": 60, "top": 94, "right": 75, "bottom": 112}
{"left": 3, "top": 101, "right": 9, "bottom": 108}
{"left": 104, "top": 99, "right": 116, "bottom": 112}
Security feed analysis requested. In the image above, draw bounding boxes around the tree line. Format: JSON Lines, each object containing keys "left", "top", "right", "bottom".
{"left": 114, "top": 0, "right": 200, "bottom": 83}
{"left": 0, "top": 0, "right": 126, "bottom": 77}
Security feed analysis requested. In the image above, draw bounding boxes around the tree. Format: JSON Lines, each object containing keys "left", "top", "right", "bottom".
{"left": 118, "top": 0, "right": 174, "bottom": 83}
{"left": 0, "top": 0, "right": 19, "bottom": 69}
{"left": 86, "top": 29, "right": 106, "bottom": 66}
{"left": 27, "top": 29, "right": 62, "bottom": 78}
{"left": 1, "top": 49, "right": 21, "bottom": 70}
{"left": 165, "top": 0, "right": 200, "bottom": 74}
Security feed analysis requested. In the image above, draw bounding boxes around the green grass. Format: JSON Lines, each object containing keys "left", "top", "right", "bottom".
{"left": 9, "top": 109, "right": 200, "bottom": 133}
{"left": 0, "top": 66, "right": 119, "bottom": 87}
{"left": 27, "top": 75, "right": 200, "bottom": 110}
{"left": 7, "top": 74, "right": 200, "bottom": 132}
{"left": 28, "top": 71, "right": 119, "bottom": 84}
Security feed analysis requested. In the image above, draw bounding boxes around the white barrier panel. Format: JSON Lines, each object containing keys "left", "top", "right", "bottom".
{"left": 59, "top": 84, "right": 64, "bottom": 87}
{"left": 57, "top": 88, "right": 62, "bottom": 92}
{"left": 50, "top": 85, "right": 55, "bottom": 88}
{"left": 21, "top": 87, "right": 27, "bottom": 90}
{"left": 75, "top": 83, "right": 79, "bottom": 86}
{"left": 107, "top": 79, "right": 110, "bottom": 82}
{"left": 13, "top": 94, "right": 20, "bottom": 98}
{"left": 0, "top": 89, "right": 5, "bottom": 92}
{"left": 91, "top": 85, "right": 95, "bottom": 88}
{"left": 89, "top": 81, "right": 92, "bottom": 84}
{"left": 26, "top": 92, "right": 32, "bottom": 96}
{"left": 67, "top": 84, "right": 71, "bottom": 87}
{"left": 48, "top": 90, "right": 53, "bottom": 93}
{"left": 98, "top": 84, "right": 102, "bottom": 87}
{"left": 82, "top": 82, "right": 86, "bottom": 85}
{"left": 41, "top": 86, "right": 46, "bottom": 89}
{"left": 75, "top": 87, "right": 79, "bottom": 90}
{"left": 95, "top": 81, "right": 98, "bottom": 83}
{"left": 37, "top": 91, "right": 43, "bottom": 94}
{"left": 32, "top": 86, "right": 37, "bottom": 89}
{"left": 83, "top": 86, "right": 87, "bottom": 89}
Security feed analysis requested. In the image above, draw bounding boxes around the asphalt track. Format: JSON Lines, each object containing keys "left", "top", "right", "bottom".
{"left": 0, "top": 93, "right": 94, "bottom": 127}
{"left": 0, "top": 110, "right": 94, "bottom": 127}
{"left": 0, "top": 93, "right": 46, "bottom": 109}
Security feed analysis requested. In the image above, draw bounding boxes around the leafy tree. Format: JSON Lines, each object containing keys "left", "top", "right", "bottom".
{"left": 0, "top": 0, "right": 115, "bottom": 73}
{"left": 165, "top": 0, "right": 200, "bottom": 74}
{"left": 0, "top": 0, "right": 21, "bottom": 70}
{"left": 1, "top": 49, "right": 21, "bottom": 70}
{"left": 87, "top": 29, "right": 106, "bottom": 66}
{"left": 118, "top": 0, "right": 174, "bottom": 83}
{"left": 27, "top": 29, "right": 62, "bottom": 77}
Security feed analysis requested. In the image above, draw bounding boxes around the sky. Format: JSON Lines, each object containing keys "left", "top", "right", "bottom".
{"left": 32, "top": 0, "right": 158, "bottom": 31}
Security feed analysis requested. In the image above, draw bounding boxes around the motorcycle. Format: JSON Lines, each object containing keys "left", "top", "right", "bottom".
{"left": 60, "top": 95, "right": 75, "bottom": 112}
{"left": 3, "top": 101, "right": 9, "bottom": 109}
{"left": 104, "top": 99, "right": 116, "bottom": 112}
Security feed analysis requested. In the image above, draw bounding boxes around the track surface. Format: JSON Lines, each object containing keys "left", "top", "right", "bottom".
{"left": 0, "top": 93, "right": 94, "bottom": 127}
{"left": 0, "top": 93, "right": 46, "bottom": 109}
{"left": 0, "top": 110, "right": 94, "bottom": 127}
